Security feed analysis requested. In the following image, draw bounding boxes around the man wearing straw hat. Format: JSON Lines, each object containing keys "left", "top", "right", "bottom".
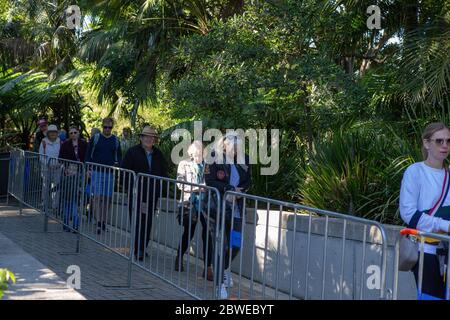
{"left": 122, "top": 125, "right": 168, "bottom": 261}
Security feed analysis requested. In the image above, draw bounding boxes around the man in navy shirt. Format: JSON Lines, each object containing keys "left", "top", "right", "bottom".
{"left": 85, "top": 117, "right": 122, "bottom": 235}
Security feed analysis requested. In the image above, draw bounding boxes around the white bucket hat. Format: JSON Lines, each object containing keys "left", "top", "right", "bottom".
{"left": 47, "top": 124, "right": 58, "bottom": 132}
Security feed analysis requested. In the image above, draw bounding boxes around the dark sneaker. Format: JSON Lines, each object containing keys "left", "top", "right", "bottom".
{"left": 205, "top": 266, "right": 214, "bottom": 281}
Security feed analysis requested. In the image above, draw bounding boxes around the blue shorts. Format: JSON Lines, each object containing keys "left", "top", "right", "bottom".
{"left": 90, "top": 171, "right": 114, "bottom": 197}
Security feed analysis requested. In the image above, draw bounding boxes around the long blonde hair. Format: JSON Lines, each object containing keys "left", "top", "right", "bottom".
{"left": 422, "top": 122, "right": 450, "bottom": 160}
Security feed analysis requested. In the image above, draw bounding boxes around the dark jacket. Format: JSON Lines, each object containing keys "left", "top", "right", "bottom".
{"left": 203, "top": 153, "right": 252, "bottom": 220}
{"left": 121, "top": 144, "right": 168, "bottom": 207}
{"left": 33, "top": 130, "right": 46, "bottom": 152}
{"left": 204, "top": 154, "right": 252, "bottom": 195}
{"left": 58, "top": 139, "right": 88, "bottom": 162}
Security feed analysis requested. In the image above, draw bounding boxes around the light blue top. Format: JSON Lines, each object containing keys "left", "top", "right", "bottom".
{"left": 229, "top": 164, "right": 241, "bottom": 218}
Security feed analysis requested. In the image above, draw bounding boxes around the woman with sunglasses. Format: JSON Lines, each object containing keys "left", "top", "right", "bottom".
{"left": 59, "top": 126, "right": 88, "bottom": 232}
{"left": 85, "top": 118, "right": 122, "bottom": 235}
{"left": 59, "top": 126, "right": 88, "bottom": 163}
{"left": 400, "top": 122, "right": 450, "bottom": 299}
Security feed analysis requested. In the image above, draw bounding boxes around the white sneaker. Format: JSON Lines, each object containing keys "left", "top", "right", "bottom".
{"left": 223, "top": 269, "right": 234, "bottom": 288}
{"left": 217, "top": 284, "right": 228, "bottom": 299}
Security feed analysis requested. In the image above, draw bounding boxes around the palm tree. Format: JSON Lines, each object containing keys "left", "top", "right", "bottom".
{"left": 76, "top": 0, "right": 249, "bottom": 128}
{"left": 0, "top": 0, "right": 84, "bottom": 145}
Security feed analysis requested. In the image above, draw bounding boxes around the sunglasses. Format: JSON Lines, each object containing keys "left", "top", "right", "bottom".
{"left": 428, "top": 138, "right": 450, "bottom": 146}
{"left": 103, "top": 126, "right": 113, "bottom": 129}
{"left": 69, "top": 131, "right": 78, "bottom": 135}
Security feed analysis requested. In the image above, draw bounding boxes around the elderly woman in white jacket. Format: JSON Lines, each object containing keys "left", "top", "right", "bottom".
{"left": 39, "top": 124, "right": 62, "bottom": 214}
{"left": 174, "top": 140, "right": 214, "bottom": 281}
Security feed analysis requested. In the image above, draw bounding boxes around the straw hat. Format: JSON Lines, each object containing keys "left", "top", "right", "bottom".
{"left": 140, "top": 126, "right": 158, "bottom": 138}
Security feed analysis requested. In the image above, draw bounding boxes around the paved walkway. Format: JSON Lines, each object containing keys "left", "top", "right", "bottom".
{"left": 0, "top": 231, "right": 85, "bottom": 300}
{"left": 0, "top": 202, "right": 192, "bottom": 300}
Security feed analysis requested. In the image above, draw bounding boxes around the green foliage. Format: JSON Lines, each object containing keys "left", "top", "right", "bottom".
{"left": 0, "top": 0, "right": 448, "bottom": 224}
{"left": 168, "top": 4, "right": 369, "bottom": 131}
{"left": 298, "top": 122, "right": 421, "bottom": 224}
{"left": 0, "top": 268, "right": 15, "bottom": 299}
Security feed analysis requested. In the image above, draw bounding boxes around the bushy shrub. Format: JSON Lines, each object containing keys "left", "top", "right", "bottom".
{"left": 297, "top": 122, "right": 420, "bottom": 224}
{"left": 0, "top": 268, "right": 15, "bottom": 299}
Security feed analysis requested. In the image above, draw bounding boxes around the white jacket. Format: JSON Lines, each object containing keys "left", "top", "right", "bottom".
{"left": 176, "top": 159, "right": 205, "bottom": 203}
{"left": 400, "top": 161, "right": 450, "bottom": 254}
{"left": 39, "top": 137, "right": 61, "bottom": 158}
{"left": 38, "top": 137, "right": 62, "bottom": 185}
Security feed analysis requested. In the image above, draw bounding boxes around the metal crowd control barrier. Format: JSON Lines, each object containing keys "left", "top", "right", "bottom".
{"left": 0, "top": 153, "right": 10, "bottom": 204}
{"left": 6, "top": 149, "right": 395, "bottom": 300}
{"left": 16, "top": 152, "right": 83, "bottom": 233}
{"left": 40, "top": 155, "right": 65, "bottom": 229}
{"left": 393, "top": 228, "right": 450, "bottom": 300}
{"left": 5, "top": 153, "right": 138, "bottom": 286}
{"left": 42, "top": 155, "right": 85, "bottom": 243}
{"left": 22, "top": 151, "right": 44, "bottom": 211}
{"left": 132, "top": 173, "right": 221, "bottom": 299}
{"left": 82, "top": 162, "right": 136, "bottom": 275}
{"left": 8, "top": 149, "right": 25, "bottom": 207}
{"left": 1, "top": 156, "right": 10, "bottom": 204}
{"left": 218, "top": 191, "right": 389, "bottom": 300}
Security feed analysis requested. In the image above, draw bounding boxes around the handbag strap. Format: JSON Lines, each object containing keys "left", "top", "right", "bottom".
{"left": 429, "top": 168, "right": 450, "bottom": 217}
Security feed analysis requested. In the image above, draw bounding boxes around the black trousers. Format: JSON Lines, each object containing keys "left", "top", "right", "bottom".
{"left": 129, "top": 199, "right": 157, "bottom": 256}
{"left": 177, "top": 206, "right": 213, "bottom": 268}
{"left": 412, "top": 253, "right": 446, "bottom": 299}
{"left": 208, "top": 207, "right": 243, "bottom": 285}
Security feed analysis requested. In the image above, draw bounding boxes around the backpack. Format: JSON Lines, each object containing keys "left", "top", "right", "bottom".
{"left": 90, "top": 133, "right": 120, "bottom": 164}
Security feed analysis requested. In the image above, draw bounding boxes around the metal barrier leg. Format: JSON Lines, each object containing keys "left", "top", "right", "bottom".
{"left": 392, "top": 234, "right": 400, "bottom": 300}
{"left": 127, "top": 180, "right": 137, "bottom": 288}
{"left": 76, "top": 234, "right": 81, "bottom": 254}
{"left": 43, "top": 204, "right": 48, "bottom": 232}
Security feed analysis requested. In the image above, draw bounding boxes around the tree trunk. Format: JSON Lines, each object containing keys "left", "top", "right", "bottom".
{"left": 220, "top": 0, "right": 245, "bottom": 20}
{"left": 305, "top": 104, "right": 313, "bottom": 153}
{"left": 403, "top": 0, "right": 419, "bottom": 48}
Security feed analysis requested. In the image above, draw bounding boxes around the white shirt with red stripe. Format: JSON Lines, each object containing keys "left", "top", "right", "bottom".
{"left": 400, "top": 161, "right": 450, "bottom": 254}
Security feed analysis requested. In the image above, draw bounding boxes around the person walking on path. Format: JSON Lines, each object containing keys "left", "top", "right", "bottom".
{"left": 204, "top": 132, "right": 252, "bottom": 299}
{"left": 33, "top": 119, "right": 48, "bottom": 152}
{"left": 39, "top": 124, "right": 62, "bottom": 216}
{"left": 174, "top": 140, "right": 214, "bottom": 281}
{"left": 58, "top": 126, "right": 88, "bottom": 232}
{"left": 85, "top": 117, "right": 122, "bottom": 235}
{"left": 400, "top": 122, "right": 450, "bottom": 300}
{"left": 121, "top": 126, "right": 168, "bottom": 261}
